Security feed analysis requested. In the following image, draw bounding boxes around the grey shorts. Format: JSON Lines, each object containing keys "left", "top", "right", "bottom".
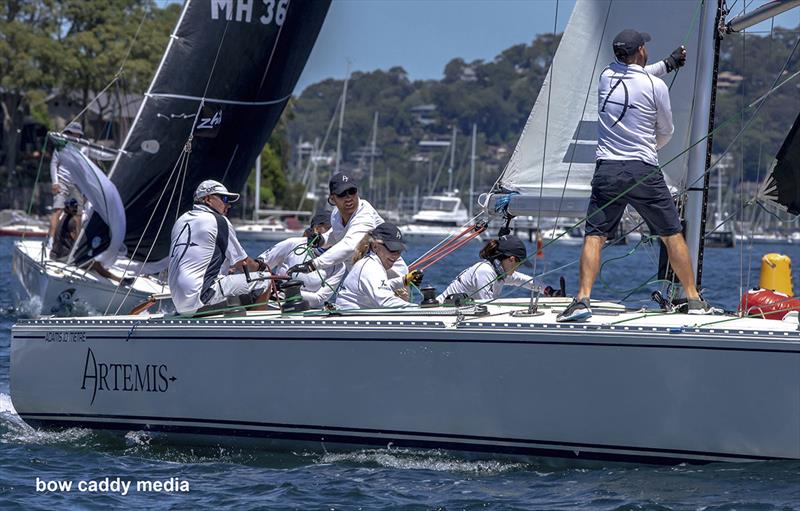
{"left": 52, "top": 183, "right": 80, "bottom": 210}
{"left": 585, "top": 160, "right": 683, "bottom": 238}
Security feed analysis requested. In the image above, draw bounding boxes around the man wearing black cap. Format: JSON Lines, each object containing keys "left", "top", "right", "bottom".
{"left": 288, "top": 171, "right": 416, "bottom": 290}
{"left": 255, "top": 212, "right": 344, "bottom": 308}
{"left": 558, "top": 28, "right": 709, "bottom": 322}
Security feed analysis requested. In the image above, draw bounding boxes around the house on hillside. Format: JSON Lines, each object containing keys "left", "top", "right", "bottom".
{"left": 46, "top": 91, "right": 142, "bottom": 145}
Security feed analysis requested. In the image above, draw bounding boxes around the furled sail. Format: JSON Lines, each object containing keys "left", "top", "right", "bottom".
{"left": 74, "top": 0, "right": 331, "bottom": 265}
{"left": 495, "top": 0, "right": 704, "bottom": 216}
{"left": 55, "top": 143, "right": 126, "bottom": 267}
{"left": 760, "top": 110, "right": 800, "bottom": 214}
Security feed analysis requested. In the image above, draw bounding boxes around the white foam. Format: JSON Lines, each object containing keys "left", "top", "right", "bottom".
{"left": 0, "top": 393, "right": 94, "bottom": 445}
{"left": 319, "top": 447, "right": 528, "bottom": 475}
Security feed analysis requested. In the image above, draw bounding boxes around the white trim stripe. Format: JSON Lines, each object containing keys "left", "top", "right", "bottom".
{"left": 146, "top": 92, "right": 292, "bottom": 106}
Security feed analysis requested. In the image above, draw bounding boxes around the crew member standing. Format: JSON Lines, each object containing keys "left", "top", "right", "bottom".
{"left": 256, "top": 212, "right": 345, "bottom": 308}
{"left": 557, "top": 29, "right": 709, "bottom": 322}
{"left": 47, "top": 122, "right": 115, "bottom": 244}
{"left": 168, "top": 180, "right": 270, "bottom": 315}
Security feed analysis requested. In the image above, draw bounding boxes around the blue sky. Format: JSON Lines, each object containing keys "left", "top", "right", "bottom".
{"left": 293, "top": 0, "right": 800, "bottom": 93}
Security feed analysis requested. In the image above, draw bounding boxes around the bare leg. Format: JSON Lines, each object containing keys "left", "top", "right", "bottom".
{"left": 578, "top": 235, "right": 606, "bottom": 299}
{"left": 660, "top": 233, "right": 700, "bottom": 300}
{"left": 89, "top": 261, "right": 124, "bottom": 283}
{"left": 48, "top": 208, "right": 63, "bottom": 239}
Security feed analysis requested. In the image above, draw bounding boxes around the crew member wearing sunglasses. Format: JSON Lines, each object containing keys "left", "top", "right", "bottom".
{"left": 168, "top": 180, "right": 270, "bottom": 315}
{"left": 335, "top": 223, "right": 414, "bottom": 310}
{"left": 287, "top": 172, "right": 422, "bottom": 291}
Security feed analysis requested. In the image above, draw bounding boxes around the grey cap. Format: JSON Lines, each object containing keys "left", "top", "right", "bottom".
{"left": 310, "top": 211, "right": 331, "bottom": 228}
{"left": 64, "top": 122, "right": 84, "bottom": 136}
{"left": 193, "top": 179, "right": 240, "bottom": 202}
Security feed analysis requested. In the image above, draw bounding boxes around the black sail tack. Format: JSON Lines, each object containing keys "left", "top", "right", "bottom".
{"left": 762, "top": 110, "right": 800, "bottom": 215}
{"left": 75, "top": 0, "right": 331, "bottom": 264}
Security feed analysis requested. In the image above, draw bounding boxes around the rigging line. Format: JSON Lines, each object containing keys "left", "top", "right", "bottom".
{"left": 296, "top": 92, "right": 343, "bottom": 210}
{"left": 258, "top": 0, "right": 291, "bottom": 91}
{"left": 534, "top": 0, "right": 559, "bottom": 252}
{"left": 551, "top": 0, "right": 613, "bottom": 241}
{"left": 746, "top": 68, "right": 800, "bottom": 108}
{"left": 116, "top": 5, "right": 150, "bottom": 76}
{"left": 739, "top": 25, "right": 748, "bottom": 314}
{"left": 102, "top": 149, "right": 188, "bottom": 315}
{"left": 408, "top": 212, "right": 486, "bottom": 267}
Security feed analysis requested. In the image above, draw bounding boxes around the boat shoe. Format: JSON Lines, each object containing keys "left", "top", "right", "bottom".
{"left": 556, "top": 297, "right": 592, "bottom": 322}
{"left": 686, "top": 298, "right": 714, "bottom": 315}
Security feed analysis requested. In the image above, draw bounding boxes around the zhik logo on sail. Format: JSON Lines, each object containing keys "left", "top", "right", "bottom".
{"left": 81, "top": 348, "right": 174, "bottom": 405}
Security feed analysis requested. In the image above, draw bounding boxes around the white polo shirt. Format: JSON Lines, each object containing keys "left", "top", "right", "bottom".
{"left": 596, "top": 61, "right": 674, "bottom": 166}
{"left": 168, "top": 204, "right": 248, "bottom": 314}
{"left": 257, "top": 237, "right": 345, "bottom": 308}
{"left": 437, "top": 260, "right": 540, "bottom": 302}
{"left": 335, "top": 253, "right": 411, "bottom": 310}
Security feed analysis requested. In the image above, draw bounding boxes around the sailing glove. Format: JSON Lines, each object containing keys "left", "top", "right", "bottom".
{"left": 287, "top": 261, "right": 315, "bottom": 275}
{"left": 403, "top": 269, "right": 424, "bottom": 287}
{"left": 664, "top": 46, "right": 687, "bottom": 73}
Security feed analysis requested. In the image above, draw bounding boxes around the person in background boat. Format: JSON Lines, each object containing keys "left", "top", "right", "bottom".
{"left": 558, "top": 29, "right": 709, "bottom": 322}
{"left": 168, "top": 180, "right": 271, "bottom": 315}
{"left": 49, "top": 198, "right": 80, "bottom": 261}
{"left": 46, "top": 122, "right": 115, "bottom": 247}
{"left": 254, "top": 211, "right": 345, "bottom": 308}
{"left": 336, "top": 223, "right": 416, "bottom": 310}
{"left": 437, "top": 235, "right": 544, "bottom": 303}
{"left": 287, "top": 171, "right": 421, "bottom": 290}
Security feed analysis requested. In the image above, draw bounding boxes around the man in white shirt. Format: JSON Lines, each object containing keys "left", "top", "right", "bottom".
{"left": 287, "top": 172, "right": 421, "bottom": 289}
{"left": 558, "top": 29, "right": 709, "bottom": 322}
{"left": 255, "top": 212, "right": 345, "bottom": 308}
{"left": 168, "top": 180, "right": 270, "bottom": 315}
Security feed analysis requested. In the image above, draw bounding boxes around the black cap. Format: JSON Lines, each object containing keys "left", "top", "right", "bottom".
{"left": 310, "top": 211, "right": 331, "bottom": 228}
{"left": 497, "top": 235, "right": 526, "bottom": 260}
{"left": 329, "top": 172, "right": 358, "bottom": 195}
{"left": 372, "top": 222, "right": 406, "bottom": 252}
{"left": 612, "top": 29, "right": 651, "bottom": 57}
{"left": 65, "top": 198, "right": 79, "bottom": 211}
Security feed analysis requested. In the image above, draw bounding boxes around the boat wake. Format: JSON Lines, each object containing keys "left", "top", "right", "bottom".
{"left": 318, "top": 447, "right": 531, "bottom": 475}
{"left": 0, "top": 392, "right": 94, "bottom": 445}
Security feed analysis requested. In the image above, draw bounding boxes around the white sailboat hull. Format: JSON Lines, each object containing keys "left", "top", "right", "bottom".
{"left": 11, "top": 301, "right": 800, "bottom": 464}
{"left": 12, "top": 240, "right": 166, "bottom": 316}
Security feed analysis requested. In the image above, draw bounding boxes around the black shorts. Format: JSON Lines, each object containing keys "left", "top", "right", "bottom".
{"left": 584, "top": 159, "right": 682, "bottom": 238}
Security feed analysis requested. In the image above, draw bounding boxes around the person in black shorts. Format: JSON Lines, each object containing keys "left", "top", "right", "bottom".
{"left": 557, "top": 29, "right": 710, "bottom": 322}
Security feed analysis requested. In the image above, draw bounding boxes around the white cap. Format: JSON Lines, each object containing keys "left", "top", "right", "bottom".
{"left": 193, "top": 180, "right": 240, "bottom": 203}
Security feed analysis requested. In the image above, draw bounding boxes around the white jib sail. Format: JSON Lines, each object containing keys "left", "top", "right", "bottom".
{"left": 498, "top": 0, "right": 705, "bottom": 207}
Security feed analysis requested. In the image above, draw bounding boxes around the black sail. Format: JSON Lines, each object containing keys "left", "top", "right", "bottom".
{"left": 76, "top": 0, "right": 331, "bottom": 264}
{"left": 761, "top": 110, "right": 800, "bottom": 215}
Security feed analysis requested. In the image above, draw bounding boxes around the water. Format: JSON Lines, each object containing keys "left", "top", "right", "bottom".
{"left": 2, "top": 235, "right": 800, "bottom": 509}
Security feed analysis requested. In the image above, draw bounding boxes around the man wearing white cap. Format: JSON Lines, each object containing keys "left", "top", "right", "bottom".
{"left": 168, "top": 180, "right": 270, "bottom": 315}
{"left": 47, "top": 121, "right": 115, "bottom": 245}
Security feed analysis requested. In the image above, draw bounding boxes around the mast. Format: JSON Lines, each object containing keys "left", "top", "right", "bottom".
{"left": 683, "top": 0, "right": 724, "bottom": 288}
{"left": 448, "top": 125, "right": 456, "bottom": 192}
{"left": 253, "top": 153, "right": 261, "bottom": 222}
{"left": 335, "top": 61, "right": 350, "bottom": 175}
{"left": 469, "top": 123, "right": 477, "bottom": 218}
{"left": 369, "top": 111, "right": 378, "bottom": 197}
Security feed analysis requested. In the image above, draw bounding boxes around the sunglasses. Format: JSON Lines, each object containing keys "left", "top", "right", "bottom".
{"left": 214, "top": 194, "right": 230, "bottom": 204}
{"left": 335, "top": 188, "right": 357, "bottom": 198}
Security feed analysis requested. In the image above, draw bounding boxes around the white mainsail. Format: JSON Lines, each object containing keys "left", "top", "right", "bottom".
{"left": 497, "top": 0, "right": 705, "bottom": 215}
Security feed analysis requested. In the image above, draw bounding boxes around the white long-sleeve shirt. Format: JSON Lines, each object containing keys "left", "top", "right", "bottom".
{"left": 335, "top": 253, "right": 412, "bottom": 310}
{"left": 596, "top": 61, "right": 674, "bottom": 166}
{"left": 437, "top": 260, "right": 541, "bottom": 303}
{"left": 313, "top": 198, "right": 407, "bottom": 286}
{"left": 257, "top": 236, "right": 345, "bottom": 308}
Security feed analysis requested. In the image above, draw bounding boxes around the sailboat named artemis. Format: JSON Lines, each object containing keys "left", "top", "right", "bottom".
{"left": 11, "top": 0, "right": 800, "bottom": 464}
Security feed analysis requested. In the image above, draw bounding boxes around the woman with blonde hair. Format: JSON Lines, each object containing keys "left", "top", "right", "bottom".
{"left": 335, "top": 223, "right": 421, "bottom": 310}
{"left": 437, "top": 235, "right": 542, "bottom": 303}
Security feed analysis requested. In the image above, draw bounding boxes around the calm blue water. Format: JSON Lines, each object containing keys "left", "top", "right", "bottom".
{"left": 2, "top": 235, "right": 800, "bottom": 510}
